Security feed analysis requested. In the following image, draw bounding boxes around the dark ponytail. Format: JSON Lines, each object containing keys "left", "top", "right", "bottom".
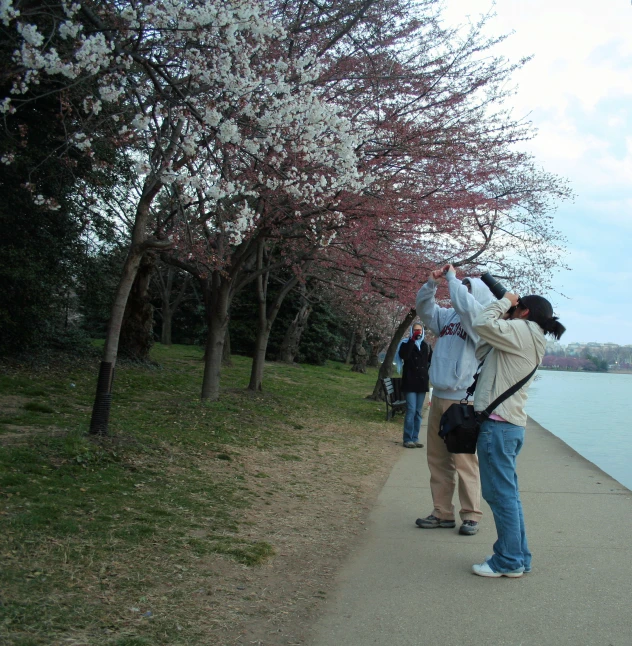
{"left": 540, "top": 316, "right": 566, "bottom": 340}
{"left": 519, "top": 295, "right": 566, "bottom": 340}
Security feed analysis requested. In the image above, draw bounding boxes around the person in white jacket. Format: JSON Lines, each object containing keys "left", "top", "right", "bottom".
{"left": 415, "top": 264, "right": 494, "bottom": 536}
{"left": 471, "top": 293, "right": 565, "bottom": 578}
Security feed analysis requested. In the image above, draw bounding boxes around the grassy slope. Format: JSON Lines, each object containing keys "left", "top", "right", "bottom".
{"left": 0, "top": 345, "right": 390, "bottom": 645}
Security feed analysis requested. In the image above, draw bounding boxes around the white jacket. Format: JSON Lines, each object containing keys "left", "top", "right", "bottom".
{"left": 472, "top": 298, "right": 546, "bottom": 427}
{"left": 415, "top": 274, "right": 494, "bottom": 400}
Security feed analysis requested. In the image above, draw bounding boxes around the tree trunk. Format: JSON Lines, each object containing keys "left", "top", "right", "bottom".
{"left": 201, "top": 314, "right": 228, "bottom": 401}
{"left": 351, "top": 327, "right": 368, "bottom": 373}
{"left": 344, "top": 330, "right": 354, "bottom": 364}
{"left": 367, "top": 340, "right": 381, "bottom": 368}
{"left": 369, "top": 308, "right": 417, "bottom": 400}
{"left": 222, "top": 328, "right": 232, "bottom": 367}
{"left": 89, "top": 146, "right": 177, "bottom": 434}
{"left": 162, "top": 234, "right": 257, "bottom": 401}
{"left": 249, "top": 322, "right": 271, "bottom": 392}
{"left": 119, "top": 252, "right": 156, "bottom": 361}
{"left": 248, "top": 243, "right": 302, "bottom": 391}
{"left": 200, "top": 275, "right": 231, "bottom": 401}
{"left": 277, "top": 301, "right": 312, "bottom": 363}
{"left": 157, "top": 266, "right": 190, "bottom": 346}
{"left": 89, "top": 248, "right": 145, "bottom": 435}
{"left": 161, "top": 300, "right": 172, "bottom": 345}
{"left": 159, "top": 265, "right": 174, "bottom": 346}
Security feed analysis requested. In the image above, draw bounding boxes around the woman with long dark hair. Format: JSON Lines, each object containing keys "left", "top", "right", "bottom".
{"left": 471, "top": 293, "right": 565, "bottom": 578}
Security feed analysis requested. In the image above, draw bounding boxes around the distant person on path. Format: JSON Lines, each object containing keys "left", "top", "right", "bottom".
{"left": 396, "top": 323, "right": 432, "bottom": 449}
{"left": 415, "top": 265, "right": 494, "bottom": 536}
{"left": 471, "top": 294, "right": 565, "bottom": 578}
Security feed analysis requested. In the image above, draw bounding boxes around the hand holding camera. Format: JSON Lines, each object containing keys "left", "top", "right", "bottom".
{"left": 499, "top": 293, "right": 525, "bottom": 320}
{"left": 504, "top": 293, "right": 520, "bottom": 307}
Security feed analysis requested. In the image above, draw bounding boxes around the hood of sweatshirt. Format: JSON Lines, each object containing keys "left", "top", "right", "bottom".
{"left": 464, "top": 277, "right": 495, "bottom": 308}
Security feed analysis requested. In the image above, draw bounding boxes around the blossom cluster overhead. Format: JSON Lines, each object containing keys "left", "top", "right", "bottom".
{"left": 3, "top": 0, "right": 370, "bottom": 246}
{"left": 2, "top": 0, "right": 570, "bottom": 295}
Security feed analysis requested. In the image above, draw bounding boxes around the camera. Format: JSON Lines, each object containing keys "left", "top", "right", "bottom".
{"left": 479, "top": 267, "right": 508, "bottom": 300}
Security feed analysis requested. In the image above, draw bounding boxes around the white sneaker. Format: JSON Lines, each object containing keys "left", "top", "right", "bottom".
{"left": 484, "top": 554, "right": 531, "bottom": 574}
{"left": 472, "top": 561, "right": 523, "bottom": 578}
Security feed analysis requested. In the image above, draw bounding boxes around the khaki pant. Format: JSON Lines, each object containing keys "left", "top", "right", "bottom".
{"left": 426, "top": 395, "right": 482, "bottom": 522}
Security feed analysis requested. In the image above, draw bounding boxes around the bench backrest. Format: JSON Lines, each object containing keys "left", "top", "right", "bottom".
{"left": 382, "top": 377, "right": 395, "bottom": 398}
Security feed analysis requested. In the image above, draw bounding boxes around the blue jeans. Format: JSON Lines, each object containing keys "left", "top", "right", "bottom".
{"left": 403, "top": 392, "right": 425, "bottom": 444}
{"left": 477, "top": 419, "right": 531, "bottom": 574}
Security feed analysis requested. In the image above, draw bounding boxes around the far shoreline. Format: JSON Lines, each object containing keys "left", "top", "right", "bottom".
{"left": 538, "top": 367, "right": 632, "bottom": 375}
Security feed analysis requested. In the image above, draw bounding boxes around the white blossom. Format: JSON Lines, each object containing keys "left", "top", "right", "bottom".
{"left": 0, "top": 97, "right": 13, "bottom": 114}
{"left": 203, "top": 107, "right": 221, "bottom": 127}
{"left": 74, "top": 33, "right": 114, "bottom": 74}
{"left": 59, "top": 20, "right": 82, "bottom": 40}
{"left": 61, "top": 2, "right": 81, "bottom": 19}
{"left": 181, "top": 135, "right": 197, "bottom": 157}
{"left": 17, "top": 22, "right": 43, "bottom": 46}
{"left": 6, "top": 0, "right": 372, "bottom": 241}
{"left": 218, "top": 120, "right": 240, "bottom": 145}
{"left": 0, "top": 0, "right": 19, "bottom": 26}
{"left": 134, "top": 162, "right": 152, "bottom": 176}
{"left": 99, "top": 83, "right": 124, "bottom": 103}
{"left": 72, "top": 132, "right": 92, "bottom": 151}
{"left": 131, "top": 114, "right": 151, "bottom": 132}
{"left": 120, "top": 6, "right": 138, "bottom": 26}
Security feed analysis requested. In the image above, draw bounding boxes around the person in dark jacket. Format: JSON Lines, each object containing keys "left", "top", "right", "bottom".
{"left": 397, "top": 323, "right": 432, "bottom": 448}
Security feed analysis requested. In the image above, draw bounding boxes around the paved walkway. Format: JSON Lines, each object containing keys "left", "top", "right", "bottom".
{"left": 308, "top": 416, "right": 632, "bottom": 646}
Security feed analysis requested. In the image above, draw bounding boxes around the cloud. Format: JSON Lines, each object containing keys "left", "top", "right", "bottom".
{"left": 446, "top": 1, "right": 632, "bottom": 111}
{"left": 554, "top": 308, "right": 632, "bottom": 345}
{"left": 443, "top": 0, "right": 632, "bottom": 344}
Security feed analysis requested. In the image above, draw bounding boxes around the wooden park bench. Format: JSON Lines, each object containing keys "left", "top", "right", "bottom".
{"left": 382, "top": 376, "right": 407, "bottom": 421}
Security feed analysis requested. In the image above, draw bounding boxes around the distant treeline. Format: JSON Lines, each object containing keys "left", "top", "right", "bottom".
{"left": 541, "top": 355, "right": 615, "bottom": 372}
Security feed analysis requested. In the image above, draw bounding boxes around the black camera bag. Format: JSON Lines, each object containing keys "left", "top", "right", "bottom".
{"left": 439, "top": 404, "right": 484, "bottom": 453}
{"left": 438, "top": 365, "right": 536, "bottom": 454}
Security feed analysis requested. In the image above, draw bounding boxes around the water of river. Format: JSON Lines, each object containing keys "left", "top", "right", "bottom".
{"left": 526, "top": 370, "right": 632, "bottom": 491}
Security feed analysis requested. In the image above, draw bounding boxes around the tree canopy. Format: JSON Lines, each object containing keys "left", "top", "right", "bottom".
{"left": 1, "top": 0, "right": 572, "bottom": 429}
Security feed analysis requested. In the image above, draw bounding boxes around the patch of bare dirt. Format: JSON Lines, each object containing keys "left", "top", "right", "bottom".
{"left": 0, "top": 426, "right": 56, "bottom": 444}
{"left": 196, "top": 420, "right": 403, "bottom": 645}
{"left": 0, "top": 394, "right": 29, "bottom": 414}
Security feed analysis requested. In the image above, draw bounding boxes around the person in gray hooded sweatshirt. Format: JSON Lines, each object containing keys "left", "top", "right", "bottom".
{"left": 414, "top": 264, "right": 494, "bottom": 536}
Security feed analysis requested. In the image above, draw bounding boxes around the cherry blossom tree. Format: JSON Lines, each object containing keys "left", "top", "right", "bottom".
{"left": 300, "top": 1, "right": 572, "bottom": 394}
{"left": 2, "top": 0, "right": 373, "bottom": 424}
{"left": 205, "top": 0, "right": 555, "bottom": 392}
{"left": 263, "top": 1, "right": 569, "bottom": 358}
{"left": 3, "top": 0, "right": 573, "bottom": 422}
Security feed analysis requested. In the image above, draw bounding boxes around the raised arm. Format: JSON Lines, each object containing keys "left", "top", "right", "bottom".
{"left": 445, "top": 267, "right": 485, "bottom": 340}
{"left": 415, "top": 271, "right": 453, "bottom": 336}
{"left": 473, "top": 297, "right": 527, "bottom": 355}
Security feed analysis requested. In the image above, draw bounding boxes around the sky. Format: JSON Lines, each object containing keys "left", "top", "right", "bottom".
{"left": 441, "top": 0, "right": 632, "bottom": 345}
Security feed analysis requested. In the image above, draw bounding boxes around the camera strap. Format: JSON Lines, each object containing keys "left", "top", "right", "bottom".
{"left": 481, "top": 366, "right": 537, "bottom": 418}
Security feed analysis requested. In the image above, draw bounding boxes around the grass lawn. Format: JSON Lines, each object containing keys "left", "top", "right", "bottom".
{"left": 0, "top": 345, "right": 394, "bottom": 645}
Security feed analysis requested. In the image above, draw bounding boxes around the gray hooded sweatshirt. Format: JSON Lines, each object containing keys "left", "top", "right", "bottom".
{"left": 415, "top": 273, "right": 495, "bottom": 400}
